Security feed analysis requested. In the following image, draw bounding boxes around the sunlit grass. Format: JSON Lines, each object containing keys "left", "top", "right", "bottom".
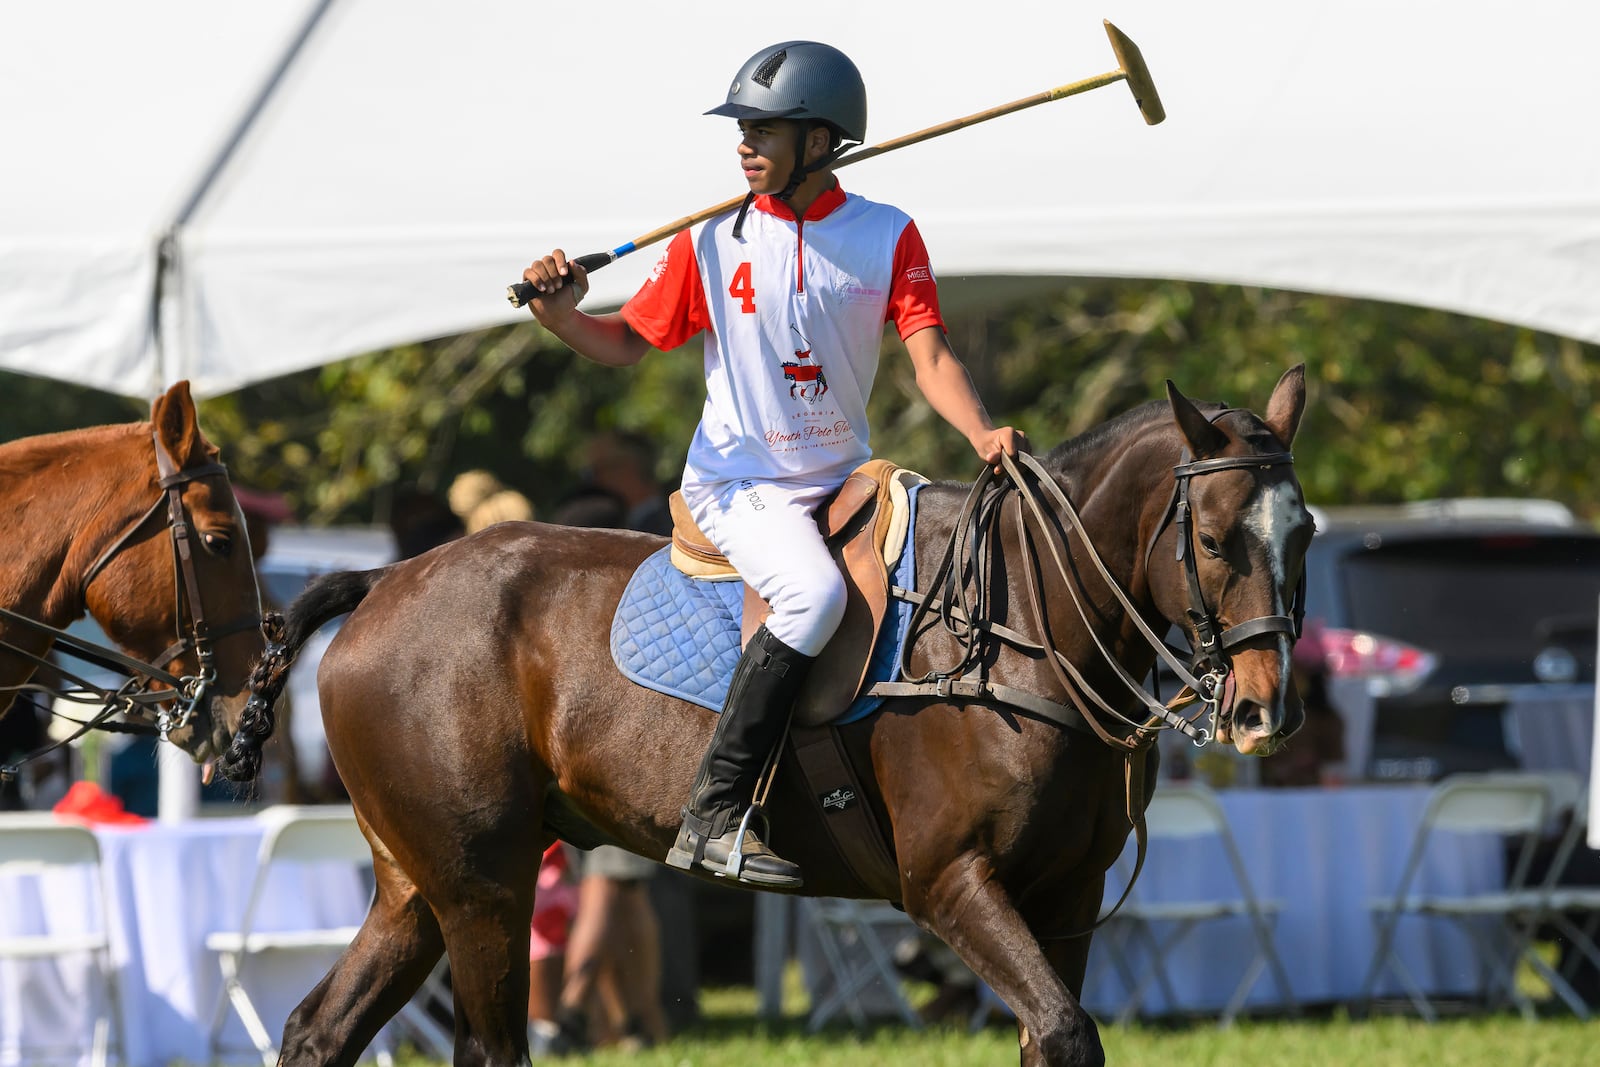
{"left": 393, "top": 980, "right": 1594, "bottom": 1067}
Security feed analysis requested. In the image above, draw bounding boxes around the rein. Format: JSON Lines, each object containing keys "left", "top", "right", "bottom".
{"left": 869, "top": 442, "right": 1297, "bottom": 936}
{"left": 0, "top": 432, "right": 261, "bottom": 781}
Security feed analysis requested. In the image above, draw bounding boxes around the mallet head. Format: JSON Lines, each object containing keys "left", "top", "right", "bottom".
{"left": 1104, "top": 20, "right": 1165, "bottom": 125}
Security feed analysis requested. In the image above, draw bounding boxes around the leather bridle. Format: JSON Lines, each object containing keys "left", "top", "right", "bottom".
{"left": 869, "top": 440, "right": 1303, "bottom": 937}
{"left": 1154, "top": 448, "right": 1304, "bottom": 718}
{"left": 0, "top": 432, "right": 262, "bottom": 775}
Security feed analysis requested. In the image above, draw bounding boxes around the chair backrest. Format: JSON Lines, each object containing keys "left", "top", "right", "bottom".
{"left": 1143, "top": 784, "right": 1229, "bottom": 841}
{"left": 231, "top": 806, "right": 368, "bottom": 940}
{"left": 1135, "top": 782, "right": 1273, "bottom": 915}
{"left": 1424, "top": 774, "right": 1550, "bottom": 835}
{"left": 256, "top": 806, "right": 370, "bottom": 867}
{"left": 0, "top": 813, "right": 101, "bottom": 871}
{"left": 1387, "top": 773, "right": 1555, "bottom": 903}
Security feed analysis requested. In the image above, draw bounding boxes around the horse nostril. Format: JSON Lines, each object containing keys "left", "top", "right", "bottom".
{"left": 1236, "top": 700, "right": 1273, "bottom": 736}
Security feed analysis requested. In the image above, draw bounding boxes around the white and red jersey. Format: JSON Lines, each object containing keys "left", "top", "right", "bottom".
{"left": 621, "top": 183, "right": 944, "bottom": 492}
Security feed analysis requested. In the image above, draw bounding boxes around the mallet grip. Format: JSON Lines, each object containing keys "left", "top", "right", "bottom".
{"left": 506, "top": 251, "right": 618, "bottom": 307}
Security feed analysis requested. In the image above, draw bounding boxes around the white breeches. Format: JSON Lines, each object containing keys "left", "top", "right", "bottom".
{"left": 682, "top": 476, "right": 848, "bottom": 657}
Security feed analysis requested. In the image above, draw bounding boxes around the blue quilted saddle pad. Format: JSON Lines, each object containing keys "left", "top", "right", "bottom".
{"left": 610, "top": 484, "right": 921, "bottom": 725}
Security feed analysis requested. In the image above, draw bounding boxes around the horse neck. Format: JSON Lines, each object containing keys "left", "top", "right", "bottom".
{"left": 0, "top": 424, "right": 153, "bottom": 628}
{"left": 1032, "top": 424, "right": 1183, "bottom": 673}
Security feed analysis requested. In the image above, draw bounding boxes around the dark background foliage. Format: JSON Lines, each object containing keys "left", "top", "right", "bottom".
{"left": 5, "top": 279, "right": 1594, "bottom": 526}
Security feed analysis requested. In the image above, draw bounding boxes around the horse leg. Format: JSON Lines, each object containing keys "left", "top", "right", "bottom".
{"left": 430, "top": 853, "right": 541, "bottom": 1066}
{"left": 916, "top": 860, "right": 1105, "bottom": 1067}
{"left": 278, "top": 850, "right": 446, "bottom": 1067}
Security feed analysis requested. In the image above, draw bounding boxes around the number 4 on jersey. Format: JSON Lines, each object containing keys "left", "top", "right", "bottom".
{"left": 728, "top": 262, "right": 756, "bottom": 314}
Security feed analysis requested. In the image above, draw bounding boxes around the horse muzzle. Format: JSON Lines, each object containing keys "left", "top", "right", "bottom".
{"left": 1213, "top": 669, "right": 1304, "bottom": 756}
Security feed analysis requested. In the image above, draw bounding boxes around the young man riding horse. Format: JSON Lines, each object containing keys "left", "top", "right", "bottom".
{"left": 522, "top": 41, "right": 1024, "bottom": 887}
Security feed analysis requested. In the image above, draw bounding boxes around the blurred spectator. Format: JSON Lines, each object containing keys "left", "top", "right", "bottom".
{"left": 447, "top": 469, "right": 535, "bottom": 535}
{"left": 465, "top": 489, "right": 535, "bottom": 534}
{"left": 549, "top": 487, "right": 627, "bottom": 531}
{"left": 446, "top": 469, "right": 504, "bottom": 524}
{"left": 528, "top": 843, "right": 579, "bottom": 1055}
{"left": 546, "top": 475, "right": 669, "bottom": 1050}
{"left": 388, "top": 485, "right": 466, "bottom": 560}
{"left": 581, "top": 431, "right": 672, "bottom": 536}
{"left": 1260, "top": 621, "right": 1346, "bottom": 788}
{"left": 0, "top": 691, "right": 56, "bottom": 810}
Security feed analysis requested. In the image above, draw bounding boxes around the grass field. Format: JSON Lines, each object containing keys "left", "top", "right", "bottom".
{"left": 393, "top": 984, "right": 1593, "bottom": 1066}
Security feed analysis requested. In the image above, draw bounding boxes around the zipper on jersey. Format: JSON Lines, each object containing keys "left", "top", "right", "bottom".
{"left": 794, "top": 219, "right": 806, "bottom": 296}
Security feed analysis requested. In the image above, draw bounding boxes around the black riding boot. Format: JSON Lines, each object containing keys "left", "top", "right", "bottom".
{"left": 666, "top": 624, "right": 812, "bottom": 887}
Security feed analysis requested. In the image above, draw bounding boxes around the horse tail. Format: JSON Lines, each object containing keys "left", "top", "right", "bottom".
{"left": 219, "top": 568, "right": 388, "bottom": 783}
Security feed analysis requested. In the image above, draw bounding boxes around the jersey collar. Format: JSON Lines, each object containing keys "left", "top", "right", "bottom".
{"left": 754, "top": 181, "right": 847, "bottom": 223}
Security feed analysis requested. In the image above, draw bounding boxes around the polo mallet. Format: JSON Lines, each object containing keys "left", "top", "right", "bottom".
{"left": 506, "top": 20, "right": 1163, "bottom": 308}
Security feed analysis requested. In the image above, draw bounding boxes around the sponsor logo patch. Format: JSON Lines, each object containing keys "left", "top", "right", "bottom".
{"left": 904, "top": 265, "right": 932, "bottom": 283}
{"left": 821, "top": 787, "right": 857, "bottom": 812}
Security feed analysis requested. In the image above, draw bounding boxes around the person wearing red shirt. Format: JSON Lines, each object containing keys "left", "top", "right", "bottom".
{"left": 522, "top": 41, "right": 1022, "bottom": 889}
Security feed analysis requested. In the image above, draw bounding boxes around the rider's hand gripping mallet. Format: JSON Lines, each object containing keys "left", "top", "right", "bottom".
{"left": 507, "top": 19, "right": 1163, "bottom": 307}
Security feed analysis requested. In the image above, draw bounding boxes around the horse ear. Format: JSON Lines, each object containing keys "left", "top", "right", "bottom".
{"left": 150, "top": 380, "right": 207, "bottom": 468}
{"left": 1166, "top": 380, "right": 1228, "bottom": 458}
{"left": 1263, "top": 363, "right": 1307, "bottom": 447}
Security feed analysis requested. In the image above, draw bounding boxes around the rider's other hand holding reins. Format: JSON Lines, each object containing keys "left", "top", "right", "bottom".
{"left": 974, "top": 426, "right": 1028, "bottom": 477}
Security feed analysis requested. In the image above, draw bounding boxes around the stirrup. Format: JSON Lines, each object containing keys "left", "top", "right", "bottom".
{"left": 721, "top": 803, "right": 768, "bottom": 880}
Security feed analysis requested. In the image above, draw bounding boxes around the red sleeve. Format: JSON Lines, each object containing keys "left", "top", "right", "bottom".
{"left": 621, "top": 230, "right": 709, "bottom": 351}
{"left": 886, "top": 220, "right": 946, "bottom": 340}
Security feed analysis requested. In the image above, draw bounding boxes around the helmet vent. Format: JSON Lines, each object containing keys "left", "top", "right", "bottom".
{"left": 752, "top": 49, "right": 787, "bottom": 88}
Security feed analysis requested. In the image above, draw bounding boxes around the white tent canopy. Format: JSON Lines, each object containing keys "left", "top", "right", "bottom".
{"left": 2, "top": 0, "right": 1598, "bottom": 400}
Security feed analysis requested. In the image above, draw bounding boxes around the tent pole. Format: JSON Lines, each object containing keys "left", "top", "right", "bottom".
{"left": 152, "top": 0, "right": 340, "bottom": 389}
{"left": 151, "top": 0, "right": 338, "bottom": 818}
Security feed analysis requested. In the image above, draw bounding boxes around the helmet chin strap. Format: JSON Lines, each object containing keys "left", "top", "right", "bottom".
{"left": 733, "top": 121, "right": 859, "bottom": 239}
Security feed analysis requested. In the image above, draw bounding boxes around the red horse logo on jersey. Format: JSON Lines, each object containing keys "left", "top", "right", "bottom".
{"left": 781, "top": 324, "right": 829, "bottom": 403}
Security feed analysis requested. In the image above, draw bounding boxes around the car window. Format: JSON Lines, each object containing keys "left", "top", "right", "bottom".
{"left": 1335, "top": 534, "right": 1600, "bottom": 681}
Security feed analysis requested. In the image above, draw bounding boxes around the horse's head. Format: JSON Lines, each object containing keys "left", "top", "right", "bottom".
{"left": 84, "top": 382, "right": 265, "bottom": 770}
{"left": 1152, "top": 365, "right": 1312, "bottom": 756}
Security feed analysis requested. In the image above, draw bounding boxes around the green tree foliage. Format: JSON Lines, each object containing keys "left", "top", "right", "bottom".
{"left": 3, "top": 281, "right": 1594, "bottom": 524}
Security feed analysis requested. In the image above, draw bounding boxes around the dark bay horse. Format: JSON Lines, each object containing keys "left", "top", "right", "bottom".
{"left": 0, "top": 381, "right": 265, "bottom": 774}
{"left": 225, "top": 366, "right": 1310, "bottom": 1067}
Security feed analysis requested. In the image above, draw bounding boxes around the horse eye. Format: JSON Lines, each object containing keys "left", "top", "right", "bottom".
{"left": 201, "top": 532, "right": 233, "bottom": 558}
{"left": 1198, "top": 532, "right": 1222, "bottom": 558}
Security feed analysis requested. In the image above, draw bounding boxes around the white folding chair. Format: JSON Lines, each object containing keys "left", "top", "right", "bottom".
{"left": 802, "top": 898, "right": 922, "bottom": 1032}
{"left": 206, "top": 805, "right": 421, "bottom": 1066}
{"left": 1358, "top": 772, "right": 1556, "bottom": 1021}
{"left": 1510, "top": 772, "right": 1600, "bottom": 1016}
{"left": 1106, "top": 781, "right": 1297, "bottom": 1026}
{"left": 0, "top": 813, "right": 125, "bottom": 1067}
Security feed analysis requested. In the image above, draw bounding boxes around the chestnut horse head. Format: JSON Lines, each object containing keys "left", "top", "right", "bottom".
{"left": 215, "top": 367, "right": 1308, "bottom": 1067}
{"left": 0, "top": 382, "right": 264, "bottom": 770}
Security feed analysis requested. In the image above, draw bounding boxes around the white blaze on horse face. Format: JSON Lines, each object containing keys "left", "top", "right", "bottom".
{"left": 1243, "top": 479, "right": 1310, "bottom": 666}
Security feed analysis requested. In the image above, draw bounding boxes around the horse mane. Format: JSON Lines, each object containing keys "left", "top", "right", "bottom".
{"left": 0, "top": 422, "right": 140, "bottom": 475}
{"left": 0, "top": 423, "right": 149, "bottom": 590}
{"left": 1038, "top": 396, "right": 1231, "bottom": 474}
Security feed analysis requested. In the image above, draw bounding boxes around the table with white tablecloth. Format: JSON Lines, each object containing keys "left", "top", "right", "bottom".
{"left": 1080, "top": 783, "right": 1503, "bottom": 1016}
{"left": 1, "top": 816, "right": 368, "bottom": 1067}
{"left": 758, "top": 783, "right": 1507, "bottom": 1019}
